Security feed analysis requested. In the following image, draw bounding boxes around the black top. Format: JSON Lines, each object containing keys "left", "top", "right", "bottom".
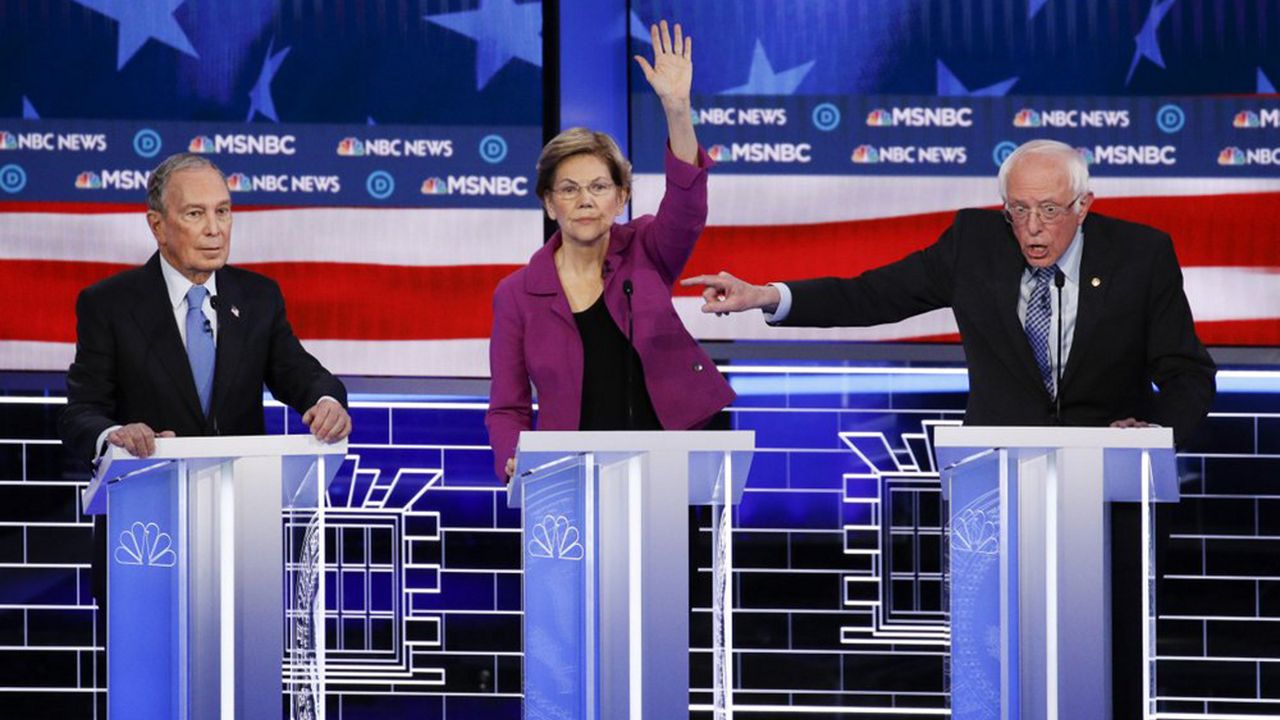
{"left": 572, "top": 295, "right": 661, "bottom": 431}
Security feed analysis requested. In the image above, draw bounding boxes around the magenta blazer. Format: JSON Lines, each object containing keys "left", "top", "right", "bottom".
{"left": 485, "top": 146, "right": 736, "bottom": 481}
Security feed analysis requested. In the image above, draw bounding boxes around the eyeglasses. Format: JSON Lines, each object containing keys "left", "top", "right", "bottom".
{"left": 1003, "top": 194, "right": 1082, "bottom": 225}
{"left": 551, "top": 181, "right": 617, "bottom": 202}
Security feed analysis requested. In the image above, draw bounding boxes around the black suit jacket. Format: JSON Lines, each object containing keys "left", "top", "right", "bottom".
{"left": 782, "top": 209, "right": 1216, "bottom": 445}
{"left": 59, "top": 252, "right": 347, "bottom": 461}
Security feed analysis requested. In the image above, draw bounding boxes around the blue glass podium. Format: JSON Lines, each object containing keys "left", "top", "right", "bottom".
{"left": 934, "top": 426, "right": 1178, "bottom": 720}
{"left": 508, "top": 430, "right": 755, "bottom": 720}
{"left": 82, "top": 435, "right": 347, "bottom": 720}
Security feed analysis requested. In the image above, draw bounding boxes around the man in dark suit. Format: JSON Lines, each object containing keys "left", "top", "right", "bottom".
{"left": 684, "top": 139, "right": 1215, "bottom": 717}
{"left": 683, "top": 139, "right": 1215, "bottom": 443}
{"left": 60, "top": 152, "right": 351, "bottom": 462}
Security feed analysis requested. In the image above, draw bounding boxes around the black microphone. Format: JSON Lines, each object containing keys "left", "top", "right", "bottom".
{"left": 1053, "top": 268, "right": 1065, "bottom": 423}
{"left": 622, "top": 279, "right": 635, "bottom": 431}
{"left": 203, "top": 294, "right": 217, "bottom": 336}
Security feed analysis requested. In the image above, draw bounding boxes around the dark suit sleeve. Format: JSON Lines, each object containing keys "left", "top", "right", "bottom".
{"left": 261, "top": 281, "right": 347, "bottom": 415}
{"left": 58, "top": 287, "right": 121, "bottom": 462}
{"left": 1144, "top": 235, "right": 1216, "bottom": 445}
{"left": 779, "top": 218, "right": 961, "bottom": 327}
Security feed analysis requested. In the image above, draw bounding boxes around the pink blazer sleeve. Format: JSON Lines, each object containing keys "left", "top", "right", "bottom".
{"left": 637, "top": 145, "right": 713, "bottom": 283}
{"left": 484, "top": 277, "right": 531, "bottom": 483}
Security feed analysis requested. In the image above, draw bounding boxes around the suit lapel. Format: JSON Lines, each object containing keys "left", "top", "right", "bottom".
{"left": 210, "top": 269, "right": 247, "bottom": 423}
{"left": 525, "top": 232, "right": 576, "bottom": 328}
{"left": 131, "top": 253, "right": 204, "bottom": 422}
{"left": 989, "top": 240, "right": 1049, "bottom": 396}
{"left": 1061, "top": 219, "right": 1112, "bottom": 391}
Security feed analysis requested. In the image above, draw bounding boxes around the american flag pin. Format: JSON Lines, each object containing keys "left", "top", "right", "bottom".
{"left": 231, "top": 305, "right": 240, "bottom": 318}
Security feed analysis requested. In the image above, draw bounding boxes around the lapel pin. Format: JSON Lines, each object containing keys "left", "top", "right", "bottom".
{"left": 1090, "top": 277, "right": 1101, "bottom": 288}
{"left": 231, "top": 305, "right": 240, "bottom": 318}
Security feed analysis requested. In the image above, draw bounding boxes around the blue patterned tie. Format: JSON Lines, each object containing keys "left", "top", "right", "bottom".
{"left": 185, "top": 285, "right": 215, "bottom": 416}
{"left": 1025, "top": 266, "right": 1057, "bottom": 398}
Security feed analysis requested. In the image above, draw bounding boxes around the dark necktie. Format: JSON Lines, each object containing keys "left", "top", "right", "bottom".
{"left": 185, "top": 285, "right": 215, "bottom": 416}
{"left": 1025, "top": 266, "right": 1057, "bottom": 398}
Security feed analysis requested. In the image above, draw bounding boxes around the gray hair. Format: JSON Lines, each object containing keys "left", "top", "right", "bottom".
{"left": 997, "top": 139, "right": 1090, "bottom": 205}
{"left": 146, "top": 153, "right": 226, "bottom": 213}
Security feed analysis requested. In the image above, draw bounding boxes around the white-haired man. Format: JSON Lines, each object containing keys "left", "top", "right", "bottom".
{"left": 684, "top": 138, "right": 1216, "bottom": 718}
{"left": 684, "top": 138, "right": 1215, "bottom": 444}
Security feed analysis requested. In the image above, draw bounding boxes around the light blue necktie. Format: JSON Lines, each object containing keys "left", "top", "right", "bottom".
{"left": 185, "top": 285, "right": 215, "bottom": 416}
{"left": 1024, "top": 266, "right": 1057, "bottom": 398}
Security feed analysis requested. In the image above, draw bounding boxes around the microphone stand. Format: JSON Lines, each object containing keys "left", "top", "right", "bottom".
{"left": 1054, "top": 268, "right": 1065, "bottom": 423}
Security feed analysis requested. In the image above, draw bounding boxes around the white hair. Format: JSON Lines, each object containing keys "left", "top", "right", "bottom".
{"left": 997, "top": 139, "right": 1090, "bottom": 205}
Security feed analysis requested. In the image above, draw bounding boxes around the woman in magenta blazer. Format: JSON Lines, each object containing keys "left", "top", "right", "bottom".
{"left": 486, "top": 20, "right": 734, "bottom": 481}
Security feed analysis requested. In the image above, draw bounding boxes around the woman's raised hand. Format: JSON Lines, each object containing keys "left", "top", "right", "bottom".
{"left": 634, "top": 20, "right": 692, "bottom": 107}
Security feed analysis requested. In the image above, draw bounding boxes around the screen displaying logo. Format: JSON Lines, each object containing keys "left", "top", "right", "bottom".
{"left": 186, "top": 134, "right": 296, "bottom": 155}
{"left": 866, "top": 107, "right": 973, "bottom": 128}
{"left": 852, "top": 145, "right": 966, "bottom": 165}
{"left": 75, "top": 171, "right": 102, "bottom": 189}
{"left": 1076, "top": 145, "right": 1175, "bottom": 166}
{"left": 851, "top": 145, "right": 880, "bottom": 164}
{"left": 337, "top": 137, "right": 365, "bottom": 156}
{"left": 1013, "top": 109, "right": 1042, "bottom": 127}
{"left": 1232, "top": 110, "right": 1280, "bottom": 128}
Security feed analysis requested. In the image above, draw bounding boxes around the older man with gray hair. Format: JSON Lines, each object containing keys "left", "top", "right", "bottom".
{"left": 60, "top": 152, "right": 350, "bottom": 461}
{"left": 684, "top": 138, "right": 1215, "bottom": 443}
{"left": 683, "top": 138, "right": 1216, "bottom": 717}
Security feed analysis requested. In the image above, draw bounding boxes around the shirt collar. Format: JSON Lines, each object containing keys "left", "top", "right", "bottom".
{"left": 1056, "top": 225, "right": 1084, "bottom": 284}
{"left": 1024, "top": 225, "right": 1084, "bottom": 284}
{"left": 158, "top": 252, "right": 218, "bottom": 310}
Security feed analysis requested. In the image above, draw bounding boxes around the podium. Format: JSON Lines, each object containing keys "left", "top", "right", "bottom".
{"left": 933, "top": 426, "right": 1178, "bottom": 720}
{"left": 81, "top": 434, "right": 347, "bottom": 720}
{"left": 508, "top": 430, "right": 755, "bottom": 720}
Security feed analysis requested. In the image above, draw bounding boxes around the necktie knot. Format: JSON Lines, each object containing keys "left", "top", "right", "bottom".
{"left": 186, "top": 284, "right": 208, "bottom": 309}
{"left": 1031, "top": 265, "right": 1057, "bottom": 285}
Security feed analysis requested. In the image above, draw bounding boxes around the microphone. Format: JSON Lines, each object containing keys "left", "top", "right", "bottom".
{"left": 203, "top": 294, "right": 217, "bottom": 336}
{"left": 623, "top": 279, "right": 635, "bottom": 430}
{"left": 1053, "top": 267, "right": 1065, "bottom": 423}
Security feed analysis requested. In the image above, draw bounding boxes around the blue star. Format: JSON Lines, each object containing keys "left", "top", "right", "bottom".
{"left": 936, "top": 60, "right": 1017, "bottom": 96}
{"left": 629, "top": 12, "right": 651, "bottom": 44}
{"left": 72, "top": 0, "right": 198, "bottom": 70}
{"left": 1125, "top": 0, "right": 1176, "bottom": 86}
{"left": 368, "top": 116, "right": 378, "bottom": 126}
{"left": 720, "top": 40, "right": 814, "bottom": 96}
{"left": 425, "top": 0, "right": 542, "bottom": 91}
{"left": 22, "top": 97, "right": 39, "bottom": 120}
{"left": 246, "top": 37, "right": 290, "bottom": 122}
{"left": 1028, "top": 0, "right": 1050, "bottom": 18}
{"left": 1259, "top": 68, "right": 1276, "bottom": 94}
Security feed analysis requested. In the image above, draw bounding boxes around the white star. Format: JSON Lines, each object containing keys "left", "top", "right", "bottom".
{"left": 936, "top": 60, "right": 1017, "bottom": 97}
{"left": 425, "top": 0, "right": 542, "bottom": 91}
{"left": 720, "top": 40, "right": 814, "bottom": 96}
{"left": 73, "top": 0, "right": 198, "bottom": 70}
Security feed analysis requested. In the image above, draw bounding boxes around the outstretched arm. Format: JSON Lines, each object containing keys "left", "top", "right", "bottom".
{"left": 634, "top": 20, "right": 696, "bottom": 165}
{"left": 680, "top": 272, "right": 782, "bottom": 314}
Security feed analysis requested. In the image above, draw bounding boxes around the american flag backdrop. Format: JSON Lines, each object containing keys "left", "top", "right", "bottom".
{"left": 2, "top": 0, "right": 1279, "bottom": 379}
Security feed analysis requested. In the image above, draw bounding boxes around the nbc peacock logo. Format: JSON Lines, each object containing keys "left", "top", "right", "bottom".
{"left": 75, "top": 171, "right": 102, "bottom": 189}
{"left": 419, "top": 177, "right": 448, "bottom": 195}
{"left": 0, "top": 132, "right": 15, "bottom": 150}
{"left": 1217, "top": 147, "right": 1245, "bottom": 165}
{"left": 225, "top": 173, "right": 251, "bottom": 191}
{"left": 1233, "top": 111, "right": 1260, "bottom": 129}
{"left": 1075, "top": 147, "right": 1095, "bottom": 165}
{"left": 865, "top": 108, "right": 893, "bottom": 127}
{"left": 850, "top": 145, "right": 880, "bottom": 164}
{"left": 337, "top": 137, "right": 365, "bottom": 156}
{"left": 1013, "top": 109, "right": 1042, "bottom": 127}
{"left": 707, "top": 145, "right": 731, "bottom": 162}
{"left": 188, "top": 135, "right": 214, "bottom": 153}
